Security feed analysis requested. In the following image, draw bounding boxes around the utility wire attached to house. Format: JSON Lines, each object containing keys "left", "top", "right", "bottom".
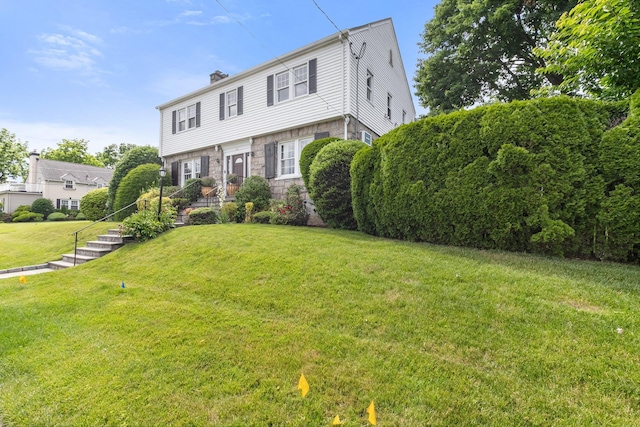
{"left": 213, "top": 0, "right": 346, "bottom": 120}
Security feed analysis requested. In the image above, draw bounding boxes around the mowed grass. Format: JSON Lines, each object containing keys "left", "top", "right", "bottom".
{"left": 0, "top": 221, "right": 119, "bottom": 269}
{"left": 1, "top": 224, "right": 639, "bottom": 426}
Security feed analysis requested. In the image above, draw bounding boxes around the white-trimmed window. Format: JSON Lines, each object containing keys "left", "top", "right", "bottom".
{"left": 293, "top": 64, "right": 308, "bottom": 97}
{"left": 177, "top": 103, "right": 198, "bottom": 131}
{"left": 366, "top": 70, "right": 373, "bottom": 102}
{"left": 71, "top": 200, "right": 79, "bottom": 210}
{"left": 57, "top": 199, "right": 79, "bottom": 210}
{"left": 278, "top": 137, "right": 313, "bottom": 178}
{"left": 387, "top": 93, "right": 392, "bottom": 120}
{"left": 276, "top": 71, "right": 290, "bottom": 102}
{"left": 227, "top": 89, "right": 237, "bottom": 117}
{"left": 187, "top": 104, "right": 197, "bottom": 128}
{"left": 182, "top": 158, "right": 201, "bottom": 185}
{"left": 65, "top": 179, "right": 74, "bottom": 190}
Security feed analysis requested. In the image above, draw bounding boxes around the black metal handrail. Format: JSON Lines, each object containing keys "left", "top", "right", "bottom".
{"left": 71, "top": 180, "right": 201, "bottom": 266}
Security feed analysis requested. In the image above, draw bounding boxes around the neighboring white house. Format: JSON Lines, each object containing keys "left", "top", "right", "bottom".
{"left": 0, "top": 152, "right": 113, "bottom": 214}
{"left": 156, "top": 18, "right": 415, "bottom": 204}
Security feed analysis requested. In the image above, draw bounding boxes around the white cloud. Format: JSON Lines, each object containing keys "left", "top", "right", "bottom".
{"left": 28, "top": 27, "right": 104, "bottom": 75}
{"left": 180, "top": 10, "right": 202, "bottom": 17}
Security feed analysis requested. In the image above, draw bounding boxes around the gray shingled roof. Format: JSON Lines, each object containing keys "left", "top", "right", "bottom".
{"left": 38, "top": 158, "right": 114, "bottom": 184}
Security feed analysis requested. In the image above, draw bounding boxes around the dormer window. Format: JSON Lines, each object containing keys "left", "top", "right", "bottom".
{"left": 65, "top": 179, "right": 74, "bottom": 189}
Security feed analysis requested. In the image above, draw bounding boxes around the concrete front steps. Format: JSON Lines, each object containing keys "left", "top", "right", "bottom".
{"left": 48, "top": 229, "right": 133, "bottom": 270}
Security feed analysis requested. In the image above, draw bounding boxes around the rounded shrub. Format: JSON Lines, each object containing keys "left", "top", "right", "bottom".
{"left": 114, "top": 163, "right": 162, "bottom": 221}
{"left": 107, "top": 146, "right": 161, "bottom": 212}
{"left": 252, "top": 211, "right": 272, "bottom": 224}
{"left": 233, "top": 176, "right": 272, "bottom": 222}
{"left": 47, "top": 212, "right": 67, "bottom": 221}
{"left": 13, "top": 212, "right": 44, "bottom": 222}
{"left": 75, "top": 212, "right": 86, "bottom": 220}
{"left": 31, "top": 198, "right": 55, "bottom": 218}
{"left": 182, "top": 178, "right": 202, "bottom": 202}
{"left": 80, "top": 188, "right": 109, "bottom": 221}
{"left": 220, "top": 202, "right": 238, "bottom": 223}
{"left": 309, "top": 140, "right": 366, "bottom": 229}
{"left": 188, "top": 207, "right": 219, "bottom": 225}
{"left": 300, "top": 137, "right": 342, "bottom": 189}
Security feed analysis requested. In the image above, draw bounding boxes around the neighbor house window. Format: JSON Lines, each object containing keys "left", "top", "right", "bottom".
{"left": 71, "top": 200, "right": 79, "bottom": 210}
{"left": 387, "top": 93, "right": 392, "bottom": 120}
{"left": 278, "top": 137, "right": 313, "bottom": 178}
{"left": 293, "top": 64, "right": 308, "bottom": 97}
{"left": 366, "top": 70, "right": 373, "bottom": 102}
{"left": 182, "top": 158, "right": 201, "bottom": 185}
{"left": 65, "top": 180, "right": 74, "bottom": 189}
{"left": 276, "top": 71, "right": 290, "bottom": 102}
{"left": 227, "top": 89, "right": 237, "bottom": 117}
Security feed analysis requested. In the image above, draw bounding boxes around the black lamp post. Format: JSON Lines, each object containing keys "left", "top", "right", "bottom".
{"left": 158, "top": 167, "right": 166, "bottom": 219}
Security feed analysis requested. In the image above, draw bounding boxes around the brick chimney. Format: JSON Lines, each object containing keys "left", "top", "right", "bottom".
{"left": 209, "top": 70, "right": 228, "bottom": 84}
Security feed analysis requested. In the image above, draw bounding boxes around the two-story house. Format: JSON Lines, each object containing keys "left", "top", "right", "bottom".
{"left": 156, "top": 18, "right": 415, "bottom": 202}
{"left": 0, "top": 152, "right": 113, "bottom": 214}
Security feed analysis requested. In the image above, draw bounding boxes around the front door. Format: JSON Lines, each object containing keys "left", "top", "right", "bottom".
{"left": 232, "top": 154, "right": 244, "bottom": 185}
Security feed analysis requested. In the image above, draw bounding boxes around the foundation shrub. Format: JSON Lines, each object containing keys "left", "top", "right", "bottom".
{"left": 300, "top": 137, "right": 342, "bottom": 188}
{"left": 47, "top": 212, "right": 67, "bottom": 221}
{"left": 309, "top": 140, "right": 366, "bottom": 230}
{"left": 31, "top": 198, "right": 55, "bottom": 218}
{"left": 80, "top": 188, "right": 109, "bottom": 221}
{"left": 188, "top": 207, "right": 218, "bottom": 225}
{"left": 114, "top": 164, "right": 163, "bottom": 221}
{"left": 233, "top": 176, "right": 271, "bottom": 222}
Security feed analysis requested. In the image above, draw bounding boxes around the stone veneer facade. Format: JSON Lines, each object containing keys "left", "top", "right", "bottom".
{"left": 162, "top": 117, "right": 377, "bottom": 226}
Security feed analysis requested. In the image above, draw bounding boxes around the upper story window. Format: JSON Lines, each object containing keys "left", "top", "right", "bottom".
{"left": 278, "top": 137, "right": 313, "bottom": 178}
{"left": 227, "top": 89, "right": 237, "bottom": 117}
{"left": 366, "top": 70, "right": 373, "bottom": 102}
{"left": 294, "top": 64, "right": 308, "bottom": 97}
{"left": 65, "top": 179, "right": 74, "bottom": 189}
{"left": 172, "top": 102, "right": 201, "bottom": 134}
{"left": 267, "top": 58, "right": 317, "bottom": 107}
{"left": 276, "top": 71, "right": 290, "bottom": 102}
{"left": 219, "top": 86, "right": 243, "bottom": 120}
{"left": 387, "top": 93, "right": 392, "bottom": 120}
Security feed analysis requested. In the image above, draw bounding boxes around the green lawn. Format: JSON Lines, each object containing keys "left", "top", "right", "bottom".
{"left": 0, "top": 221, "right": 119, "bottom": 269}
{"left": 1, "top": 224, "right": 639, "bottom": 426}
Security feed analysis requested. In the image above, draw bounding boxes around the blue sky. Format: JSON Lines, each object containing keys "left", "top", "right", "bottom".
{"left": 0, "top": 0, "right": 436, "bottom": 156}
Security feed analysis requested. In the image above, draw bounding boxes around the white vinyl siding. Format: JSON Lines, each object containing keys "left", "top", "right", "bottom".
{"left": 158, "top": 19, "right": 416, "bottom": 158}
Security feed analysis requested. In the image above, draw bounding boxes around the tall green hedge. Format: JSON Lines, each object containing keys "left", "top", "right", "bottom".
{"left": 352, "top": 95, "right": 637, "bottom": 261}
{"left": 107, "top": 146, "right": 161, "bottom": 212}
{"left": 80, "top": 188, "right": 109, "bottom": 221}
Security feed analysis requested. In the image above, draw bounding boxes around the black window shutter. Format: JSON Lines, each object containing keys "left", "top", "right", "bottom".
{"left": 172, "top": 110, "right": 176, "bottom": 134}
{"left": 171, "top": 161, "right": 179, "bottom": 186}
{"left": 308, "top": 58, "right": 317, "bottom": 94}
{"left": 314, "top": 131, "right": 329, "bottom": 140}
{"left": 200, "top": 156, "right": 209, "bottom": 178}
{"left": 219, "top": 93, "right": 225, "bottom": 121}
{"left": 265, "top": 142, "right": 276, "bottom": 179}
{"left": 195, "top": 102, "right": 201, "bottom": 127}
{"left": 267, "top": 75, "right": 274, "bottom": 106}
{"left": 56, "top": 199, "right": 60, "bottom": 209}
{"left": 237, "top": 86, "right": 243, "bottom": 116}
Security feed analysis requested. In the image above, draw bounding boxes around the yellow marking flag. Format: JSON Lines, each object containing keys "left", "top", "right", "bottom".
{"left": 367, "top": 401, "right": 377, "bottom": 425}
{"left": 19, "top": 276, "right": 26, "bottom": 284}
{"left": 332, "top": 415, "right": 342, "bottom": 425}
{"left": 298, "top": 373, "right": 309, "bottom": 397}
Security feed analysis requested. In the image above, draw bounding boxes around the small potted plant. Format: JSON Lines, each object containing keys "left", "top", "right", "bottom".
{"left": 200, "top": 176, "right": 217, "bottom": 198}
{"left": 226, "top": 174, "right": 239, "bottom": 196}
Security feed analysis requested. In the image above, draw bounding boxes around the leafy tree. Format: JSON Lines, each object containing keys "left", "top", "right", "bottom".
{"left": 107, "top": 146, "right": 161, "bottom": 212}
{"left": 96, "top": 143, "right": 137, "bottom": 168}
{"left": 415, "top": 0, "right": 576, "bottom": 113}
{"left": 0, "top": 128, "right": 28, "bottom": 183}
{"left": 40, "top": 139, "right": 104, "bottom": 167}
{"left": 535, "top": 0, "right": 640, "bottom": 99}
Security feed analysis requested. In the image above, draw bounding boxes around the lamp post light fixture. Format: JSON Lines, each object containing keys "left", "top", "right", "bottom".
{"left": 158, "top": 167, "right": 166, "bottom": 220}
